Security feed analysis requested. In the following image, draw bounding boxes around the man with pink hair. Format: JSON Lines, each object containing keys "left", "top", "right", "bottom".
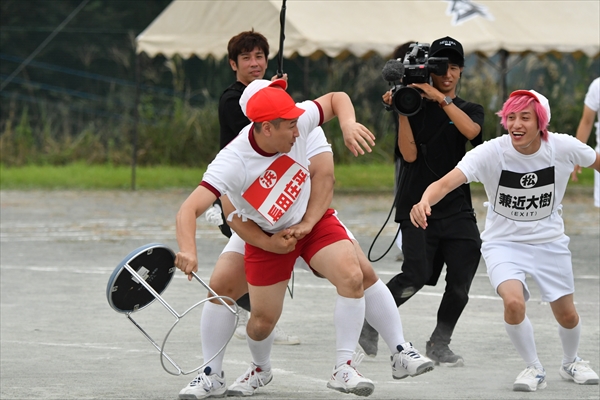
{"left": 410, "top": 89, "right": 600, "bottom": 392}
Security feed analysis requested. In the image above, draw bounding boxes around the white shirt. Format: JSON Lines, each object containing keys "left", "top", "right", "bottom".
{"left": 201, "top": 100, "right": 323, "bottom": 233}
{"left": 457, "top": 133, "right": 596, "bottom": 243}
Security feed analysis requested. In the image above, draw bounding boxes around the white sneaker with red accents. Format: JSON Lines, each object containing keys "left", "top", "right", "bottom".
{"left": 178, "top": 367, "right": 227, "bottom": 399}
{"left": 227, "top": 363, "right": 273, "bottom": 397}
{"left": 327, "top": 353, "right": 374, "bottom": 397}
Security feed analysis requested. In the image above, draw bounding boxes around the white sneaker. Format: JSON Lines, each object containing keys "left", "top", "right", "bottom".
{"left": 327, "top": 353, "right": 375, "bottom": 397}
{"left": 513, "top": 366, "right": 547, "bottom": 392}
{"left": 391, "top": 342, "right": 434, "bottom": 379}
{"left": 273, "top": 324, "right": 300, "bottom": 345}
{"left": 234, "top": 309, "right": 249, "bottom": 340}
{"left": 559, "top": 357, "right": 599, "bottom": 385}
{"left": 178, "top": 367, "right": 227, "bottom": 399}
{"left": 227, "top": 363, "right": 273, "bottom": 396}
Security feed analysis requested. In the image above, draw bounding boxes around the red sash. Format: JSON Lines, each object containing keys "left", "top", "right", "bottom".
{"left": 242, "top": 155, "right": 308, "bottom": 225}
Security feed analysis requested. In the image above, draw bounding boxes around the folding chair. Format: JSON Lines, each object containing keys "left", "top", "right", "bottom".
{"left": 106, "top": 243, "right": 238, "bottom": 375}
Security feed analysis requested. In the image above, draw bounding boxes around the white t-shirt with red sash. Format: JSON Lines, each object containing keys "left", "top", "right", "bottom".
{"left": 457, "top": 132, "right": 596, "bottom": 244}
{"left": 201, "top": 100, "right": 324, "bottom": 234}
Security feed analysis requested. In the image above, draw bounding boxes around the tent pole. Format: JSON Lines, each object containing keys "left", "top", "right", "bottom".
{"left": 303, "top": 57, "right": 309, "bottom": 99}
{"left": 500, "top": 49, "right": 508, "bottom": 104}
{"left": 497, "top": 49, "right": 508, "bottom": 137}
{"left": 131, "top": 52, "right": 141, "bottom": 191}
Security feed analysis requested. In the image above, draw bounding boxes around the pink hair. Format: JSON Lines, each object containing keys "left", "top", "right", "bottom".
{"left": 496, "top": 95, "right": 549, "bottom": 140}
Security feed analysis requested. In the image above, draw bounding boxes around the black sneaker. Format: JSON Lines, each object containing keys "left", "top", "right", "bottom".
{"left": 425, "top": 341, "right": 464, "bottom": 367}
{"left": 358, "top": 321, "right": 379, "bottom": 357}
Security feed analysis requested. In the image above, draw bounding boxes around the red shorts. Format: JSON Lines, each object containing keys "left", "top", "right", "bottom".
{"left": 244, "top": 209, "right": 351, "bottom": 286}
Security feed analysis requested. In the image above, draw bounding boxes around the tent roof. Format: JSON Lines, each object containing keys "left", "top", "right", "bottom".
{"left": 137, "top": 0, "right": 600, "bottom": 60}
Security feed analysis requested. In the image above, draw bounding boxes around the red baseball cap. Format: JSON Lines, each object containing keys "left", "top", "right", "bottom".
{"left": 246, "top": 86, "right": 305, "bottom": 123}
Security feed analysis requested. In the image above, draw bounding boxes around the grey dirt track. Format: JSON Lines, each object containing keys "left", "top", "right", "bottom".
{"left": 1, "top": 189, "right": 598, "bottom": 400}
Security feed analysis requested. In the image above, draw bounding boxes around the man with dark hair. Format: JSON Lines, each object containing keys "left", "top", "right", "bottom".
{"left": 218, "top": 29, "right": 270, "bottom": 150}
{"left": 360, "top": 36, "right": 483, "bottom": 367}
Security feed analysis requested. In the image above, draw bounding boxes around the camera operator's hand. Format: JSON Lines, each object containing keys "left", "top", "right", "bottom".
{"left": 411, "top": 82, "right": 444, "bottom": 103}
{"left": 382, "top": 90, "right": 393, "bottom": 105}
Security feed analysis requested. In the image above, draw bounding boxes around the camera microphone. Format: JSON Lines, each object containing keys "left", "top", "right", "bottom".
{"left": 381, "top": 59, "right": 405, "bottom": 82}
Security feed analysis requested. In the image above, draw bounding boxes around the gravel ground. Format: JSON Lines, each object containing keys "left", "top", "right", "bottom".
{"left": 1, "top": 189, "right": 598, "bottom": 400}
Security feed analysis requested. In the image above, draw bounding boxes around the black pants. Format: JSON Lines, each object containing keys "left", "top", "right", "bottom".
{"left": 387, "top": 211, "right": 481, "bottom": 345}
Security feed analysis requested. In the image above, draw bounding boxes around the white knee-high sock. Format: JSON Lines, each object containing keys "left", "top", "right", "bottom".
{"left": 505, "top": 316, "right": 543, "bottom": 369}
{"left": 334, "top": 295, "right": 365, "bottom": 367}
{"left": 201, "top": 301, "right": 237, "bottom": 375}
{"left": 558, "top": 318, "right": 581, "bottom": 365}
{"left": 247, "top": 329, "right": 275, "bottom": 371}
{"left": 364, "top": 279, "right": 405, "bottom": 353}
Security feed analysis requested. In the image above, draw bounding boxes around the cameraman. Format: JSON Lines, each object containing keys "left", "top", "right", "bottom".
{"left": 361, "top": 36, "right": 483, "bottom": 367}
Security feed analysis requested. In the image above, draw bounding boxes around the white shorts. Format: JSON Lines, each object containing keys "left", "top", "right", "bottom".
{"left": 482, "top": 235, "right": 574, "bottom": 303}
{"left": 221, "top": 211, "right": 356, "bottom": 274}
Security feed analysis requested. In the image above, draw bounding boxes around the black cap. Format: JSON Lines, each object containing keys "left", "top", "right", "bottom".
{"left": 429, "top": 36, "right": 464, "bottom": 67}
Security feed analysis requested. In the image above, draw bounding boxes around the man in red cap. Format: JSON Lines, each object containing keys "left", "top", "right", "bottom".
{"left": 175, "top": 82, "right": 380, "bottom": 396}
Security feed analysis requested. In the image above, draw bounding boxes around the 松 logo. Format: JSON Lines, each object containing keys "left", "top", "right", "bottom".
{"left": 258, "top": 170, "right": 278, "bottom": 189}
{"left": 520, "top": 173, "right": 538, "bottom": 188}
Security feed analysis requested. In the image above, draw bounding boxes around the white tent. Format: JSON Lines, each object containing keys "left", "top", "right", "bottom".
{"left": 130, "top": 0, "right": 599, "bottom": 189}
{"left": 137, "top": 0, "right": 600, "bottom": 60}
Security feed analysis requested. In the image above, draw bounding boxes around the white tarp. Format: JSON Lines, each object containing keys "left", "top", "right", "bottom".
{"left": 136, "top": 0, "right": 600, "bottom": 60}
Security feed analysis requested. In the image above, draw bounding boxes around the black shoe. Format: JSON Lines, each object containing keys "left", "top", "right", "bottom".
{"left": 358, "top": 321, "right": 379, "bottom": 357}
{"left": 425, "top": 340, "right": 464, "bottom": 367}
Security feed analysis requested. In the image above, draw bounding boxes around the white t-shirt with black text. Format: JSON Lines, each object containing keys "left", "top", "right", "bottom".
{"left": 457, "top": 133, "right": 596, "bottom": 243}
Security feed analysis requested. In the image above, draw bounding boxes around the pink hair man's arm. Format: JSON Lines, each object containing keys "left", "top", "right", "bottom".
{"left": 410, "top": 168, "right": 468, "bottom": 229}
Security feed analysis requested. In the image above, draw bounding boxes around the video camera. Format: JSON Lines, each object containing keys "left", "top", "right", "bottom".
{"left": 382, "top": 42, "right": 449, "bottom": 116}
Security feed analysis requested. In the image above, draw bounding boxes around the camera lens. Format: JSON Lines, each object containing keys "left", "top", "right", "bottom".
{"left": 393, "top": 87, "right": 423, "bottom": 116}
